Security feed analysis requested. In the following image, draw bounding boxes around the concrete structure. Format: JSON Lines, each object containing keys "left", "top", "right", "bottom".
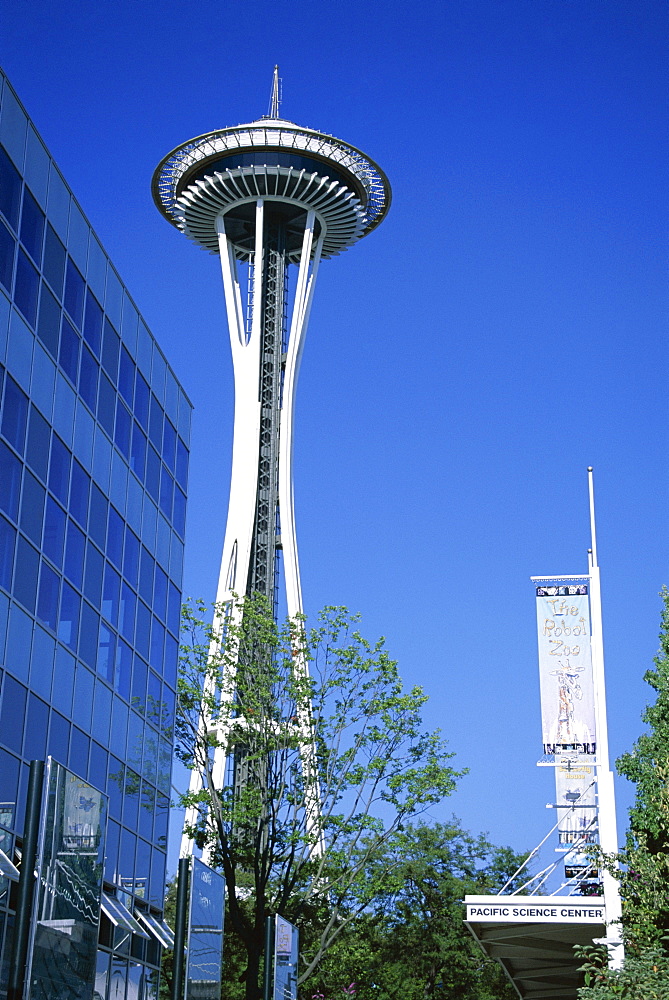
{"left": 0, "top": 68, "right": 191, "bottom": 998}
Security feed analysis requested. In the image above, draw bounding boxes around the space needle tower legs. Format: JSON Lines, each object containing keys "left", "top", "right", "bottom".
{"left": 152, "top": 72, "right": 391, "bottom": 862}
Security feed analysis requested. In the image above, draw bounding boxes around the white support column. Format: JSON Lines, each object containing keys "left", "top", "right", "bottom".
{"left": 588, "top": 468, "right": 624, "bottom": 969}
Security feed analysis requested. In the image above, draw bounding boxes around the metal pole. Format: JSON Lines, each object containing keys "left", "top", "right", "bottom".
{"left": 587, "top": 468, "right": 623, "bottom": 969}
{"left": 172, "top": 857, "right": 191, "bottom": 1000}
{"left": 262, "top": 914, "right": 274, "bottom": 1000}
{"left": 8, "top": 759, "right": 45, "bottom": 1000}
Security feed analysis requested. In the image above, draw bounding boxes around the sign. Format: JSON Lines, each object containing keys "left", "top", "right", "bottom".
{"left": 554, "top": 762, "right": 597, "bottom": 851}
{"left": 465, "top": 895, "right": 605, "bottom": 924}
{"left": 535, "top": 584, "right": 596, "bottom": 754}
{"left": 273, "top": 915, "right": 298, "bottom": 1000}
{"left": 186, "top": 859, "right": 225, "bottom": 1000}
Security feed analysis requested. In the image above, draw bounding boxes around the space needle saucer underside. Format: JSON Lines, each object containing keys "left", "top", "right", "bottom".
{"left": 175, "top": 165, "right": 367, "bottom": 260}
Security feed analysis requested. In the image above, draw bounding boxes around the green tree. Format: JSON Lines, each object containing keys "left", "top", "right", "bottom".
{"left": 176, "top": 597, "right": 464, "bottom": 1000}
{"left": 306, "top": 820, "right": 526, "bottom": 1000}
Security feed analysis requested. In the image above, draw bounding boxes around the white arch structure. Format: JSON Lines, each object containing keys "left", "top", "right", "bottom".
{"left": 152, "top": 111, "right": 391, "bottom": 861}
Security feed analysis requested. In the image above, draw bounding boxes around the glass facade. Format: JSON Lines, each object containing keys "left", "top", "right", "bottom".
{"left": 0, "top": 69, "right": 192, "bottom": 998}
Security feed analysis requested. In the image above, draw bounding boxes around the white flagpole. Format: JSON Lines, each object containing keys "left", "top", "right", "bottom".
{"left": 587, "top": 467, "right": 624, "bottom": 969}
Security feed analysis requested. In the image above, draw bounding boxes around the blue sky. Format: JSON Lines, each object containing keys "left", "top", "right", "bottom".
{"left": 2, "top": 0, "right": 667, "bottom": 877}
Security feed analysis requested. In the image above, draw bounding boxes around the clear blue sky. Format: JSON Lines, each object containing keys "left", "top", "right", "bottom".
{"left": 2, "top": 0, "right": 667, "bottom": 877}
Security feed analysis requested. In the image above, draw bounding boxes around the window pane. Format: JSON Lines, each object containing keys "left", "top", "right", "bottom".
{"left": 0, "top": 514, "right": 16, "bottom": 590}
{"left": 115, "top": 640, "right": 132, "bottom": 701}
{"left": 48, "top": 434, "right": 71, "bottom": 504}
{"left": 97, "top": 623, "right": 115, "bottom": 685}
{"left": 173, "top": 487, "right": 186, "bottom": 538}
{"left": 130, "top": 423, "right": 146, "bottom": 480}
{"left": 63, "top": 519, "right": 85, "bottom": 588}
{"left": 14, "top": 536, "right": 39, "bottom": 611}
{"left": 0, "top": 676, "right": 27, "bottom": 753}
{"left": 134, "top": 372, "right": 149, "bottom": 429}
{"left": 114, "top": 401, "right": 131, "bottom": 459}
{"left": 0, "top": 441, "right": 21, "bottom": 519}
{"left": 58, "top": 581, "right": 80, "bottom": 650}
{"left": 69, "top": 460, "right": 90, "bottom": 527}
{"left": 43, "top": 223, "right": 66, "bottom": 298}
{"left": 64, "top": 258, "right": 85, "bottom": 329}
{"left": 26, "top": 405, "right": 50, "bottom": 481}
{"left": 153, "top": 566, "right": 167, "bottom": 621}
{"left": 118, "top": 347, "right": 134, "bottom": 406}
{"left": 20, "top": 469, "right": 45, "bottom": 545}
{"left": 2, "top": 375, "right": 29, "bottom": 454}
{"left": 122, "top": 529, "right": 139, "bottom": 589}
{"left": 145, "top": 447, "right": 160, "bottom": 502}
{"left": 84, "top": 542, "right": 104, "bottom": 606}
{"left": 0, "top": 217, "right": 15, "bottom": 292}
{"left": 79, "top": 601, "right": 99, "bottom": 667}
{"left": 20, "top": 188, "right": 44, "bottom": 266}
{"left": 135, "top": 601, "right": 150, "bottom": 660}
{"left": 89, "top": 484, "right": 107, "bottom": 549}
{"left": 36, "top": 283, "right": 60, "bottom": 359}
{"left": 138, "top": 549, "right": 153, "bottom": 605}
{"left": 78, "top": 345, "right": 99, "bottom": 412}
{"left": 36, "top": 561, "right": 59, "bottom": 630}
{"left": 107, "top": 507, "right": 123, "bottom": 569}
{"left": 102, "top": 562, "right": 120, "bottom": 626}
{"left": 102, "top": 319, "right": 120, "bottom": 380}
{"left": 0, "top": 146, "right": 21, "bottom": 230}
{"left": 58, "top": 315, "right": 80, "bottom": 384}
{"left": 14, "top": 248, "right": 39, "bottom": 327}
{"left": 167, "top": 581, "right": 180, "bottom": 636}
{"left": 43, "top": 497, "right": 66, "bottom": 568}
{"left": 148, "top": 395, "right": 163, "bottom": 450}
{"left": 83, "top": 289, "right": 103, "bottom": 357}
{"left": 159, "top": 467, "right": 173, "bottom": 520}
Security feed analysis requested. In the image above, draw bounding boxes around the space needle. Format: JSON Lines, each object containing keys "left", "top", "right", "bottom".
{"left": 152, "top": 69, "right": 391, "bottom": 853}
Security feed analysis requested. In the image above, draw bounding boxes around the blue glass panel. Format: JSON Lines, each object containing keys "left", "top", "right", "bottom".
{"left": 138, "top": 783, "right": 155, "bottom": 843}
{"left": 0, "top": 675, "right": 27, "bottom": 753}
{"left": 105, "top": 817, "right": 120, "bottom": 879}
{"left": 84, "top": 542, "right": 104, "bottom": 606}
{"left": 36, "top": 561, "right": 59, "bottom": 630}
{"left": 142, "top": 733, "right": 157, "bottom": 789}
{"left": 0, "top": 145, "right": 21, "bottom": 230}
{"left": 122, "top": 529, "right": 139, "bottom": 589}
{"left": 130, "top": 422, "right": 146, "bottom": 480}
{"left": 123, "top": 769, "right": 140, "bottom": 831}
{"left": 20, "top": 187, "right": 44, "bottom": 266}
{"left": 110, "top": 696, "right": 128, "bottom": 763}
{"left": 127, "top": 714, "right": 143, "bottom": 775}
{"left": 58, "top": 581, "right": 80, "bottom": 651}
{"left": 2, "top": 374, "right": 28, "bottom": 453}
{"left": 0, "top": 217, "right": 15, "bottom": 292}
{"left": 115, "top": 640, "right": 132, "bottom": 701}
{"left": 69, "top": 459, "right": 90, "bottom": 527}
{"left": 78, "top": 344, "right": 99, "bottom": 412}
{"left": 145, "top": 446, "right": 160, "bottom": 503}
{"left": 58, "top": 315, "right": 80, "bottom": 384}
{"left": 150, "top": 849, "right": 166, "bottom": 908}
{"left": 0, "top": 440, "right": 21, "bottom": 519}
{"left": 118, "top": 346, "right": 134, "bottom": 406}
{"left": 43, "top": 497, "right": 66, "bottom": 567}
{"left": 134, "top": 371, "right": 149, "bottom": 429}
{"left": 149, "top": 620, "right": 164, "bottom": 674}
{"left": 161, "top": 684, "right": 175, "bottom": 737}
{"left": 119, "top": 584, "right": 135, "bottom": 643}
{"left": 157, "top": 738, "right": 171, "bottom": 794}
{"left": 88, "top": 483, "right": 107, "bottom": 549}
{"left": 97, "top": 371, "right": 116, "bottom": 438}
{"left": 14, "top": 536, "right": 39, "bottom": 611}
{"left": 48, "top": 433, "right": 71, "bottom": 504}
{"left": 47, "top": 710, "right": 70, "bottom": 765}
{"left": 24, "top": 126, "right": 49, "bottom": 209}
{"left": 0, "top": 514, "right": 15, "bottom": 590}
{"left": 92, "top": 680, "right": 112, "bottom": 749}
{"left": 83, "top": 289, "right": 103, "bottom": 357}
{"left": 152, "top": 566, "right": 167, "bottom": 622}
{"left": 89, "top": 741, "right": 107, "bottom": 793}
{"left": 102, "top": 319, "right": 120, "bottom": 380}
{"left": 159, "top": 467, "right": 173, "bottom": 520}
{"left": 162, "top": 419, "right": 176, "bottom": 473}
{"left": 163, "top": 633, "right": 177, "bottom": 688}
{"left": 74, "top": 663, "right": 94, "bottom": 731}
{"left": 64, "top": 258, "right": 85, "bottom": 329}
{"left": 6, "top": 602, "right": 32, "bottom": 681}
{"left": 13, "top": 248, "right": 39, "bottom": 327}
{"left": 26, "top": 404, "right": 50, "bottom": 481}
{"left": 135, "top": 601, "right": 150, "bottom": 661}
{"left": 130, "top": 656, "right": 147, "bottom": 715}
{"left": 173, "top": 486, "right": 186, "bottom": 538}
{"left": 30, "top": 625, "right": 55, "bottom": 700}
{"left": 148, "top": 395, "right": 163, "bottom": 451}
{"left": 154, "top": 792, "right": 168, "bottom": 850}
{"left": 167, "top": 581, "right": 180, "bottom": 637}
{"left": 43, "top": 223, "right": 66, "bottom": 298}
{"left": 138, "top": 547, "right": 153, "bottom": 605}
{"left": 24, "top": 694, "right": 48, "bottom": 760}
{"left": 51, "top": 645, "right": 75, "bottom": 716}
{"left": 102, "top": 562, "right": 120, "bottom": 627}
{"left": 114, "top": 400, "right": 131, "bottom": 459}
{"left": 97, "top": 623, "right": 115, "bottom": 685}
{"left": 0, "top": 746, "right": 20, "bottom": 830}
{"left": 20, "top": 469, "right": 45, "bottom": 544}
{"left": 69, "top": 726, "right": 90, "bottom": 777}
{"left": 146, "top": 671, "right": 161, "bottom": 728}
{"left": 64, "top": 519, "right": 85, "bottom": 587}
{"left": 107, "top": 506, "right": 123, "bottom": 568}
{"left": 79, "top": 601, "right": 100, "bottom": 668}
{"left": 36, "top": 283, "right": 60, "bottom": 358}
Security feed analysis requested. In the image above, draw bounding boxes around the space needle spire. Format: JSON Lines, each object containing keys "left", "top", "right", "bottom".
{"left": 153, "top": 78, "right": 391, "bottom": 858}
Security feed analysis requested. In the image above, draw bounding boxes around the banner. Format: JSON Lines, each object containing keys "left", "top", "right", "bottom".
{"left": 535, "top": 584, "right": 596, "bottom": 755}
{"left": 554, "top": 761, "right": 597, "bottom": 851}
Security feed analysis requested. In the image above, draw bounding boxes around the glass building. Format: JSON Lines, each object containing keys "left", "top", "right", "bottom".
{"left": 0, "top": 69, "right": 191, "bottom": 998}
